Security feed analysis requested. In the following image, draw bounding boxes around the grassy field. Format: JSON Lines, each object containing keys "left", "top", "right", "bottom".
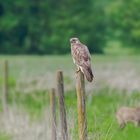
{"left": 0, "top": 55, "right": 140, "bottom": 140}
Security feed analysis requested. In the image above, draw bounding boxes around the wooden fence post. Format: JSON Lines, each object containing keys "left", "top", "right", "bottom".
{"left": 76, "top": 71, "right": 87, "bottom": 140}
{"left": 2, "top": 60, "right": 9, "bottom": 112}
{"left": 56, "top": 71, "right": 68, "bottom": 140}
{"left": 50, "top": 88, "right": 57, "bottom": 140}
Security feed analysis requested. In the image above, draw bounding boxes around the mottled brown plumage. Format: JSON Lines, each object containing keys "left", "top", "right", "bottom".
{"left": 70, "top": 37, "right": 94, "bottom": 82}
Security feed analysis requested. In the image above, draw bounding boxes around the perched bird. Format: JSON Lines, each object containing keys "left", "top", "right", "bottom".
{"left": 70, "top": 37, "right": 94, "bottom": 82}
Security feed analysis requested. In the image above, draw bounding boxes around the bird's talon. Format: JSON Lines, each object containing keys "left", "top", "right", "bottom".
{"left": 76, "top": 69, "right": 80, "bottom": 73}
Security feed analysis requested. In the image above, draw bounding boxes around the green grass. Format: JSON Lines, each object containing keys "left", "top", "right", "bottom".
{"left": 8, "top": 91, "right": 50, "bottom": 119}
{"left": 0, "top": 55, "right": 140, "bottom": 140}
{"left": 4, "top": 87, "right": 140, "bottom": 140}
{"left": 0, "top": 133, "right": 11, "bottom": 140}
{"left": 64, "top": 88, "right": 140, "bottom": 140}
{"left": 0, "top": 54, "right": 140, "bottom": 78}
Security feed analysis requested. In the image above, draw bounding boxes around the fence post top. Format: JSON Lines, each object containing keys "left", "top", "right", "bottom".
{"left": 57, "top": 70, "right": 63, "bottom": 74}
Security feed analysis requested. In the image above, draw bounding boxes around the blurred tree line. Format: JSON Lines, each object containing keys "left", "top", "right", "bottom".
{"left": 0, "top": 0, "right": 140, "bottom": 54}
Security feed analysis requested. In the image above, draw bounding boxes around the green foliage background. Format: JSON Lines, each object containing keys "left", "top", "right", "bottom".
{"left": 0, "top": 0, "right": 140, "bottom": 54}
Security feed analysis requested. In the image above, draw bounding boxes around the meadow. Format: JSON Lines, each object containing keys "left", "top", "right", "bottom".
{"left": 0, "top": 55, "right": 140, "bottom": 140}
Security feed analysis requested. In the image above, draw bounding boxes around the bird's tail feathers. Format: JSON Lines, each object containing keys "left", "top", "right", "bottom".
{"left": 82, "top": 66, "right": 94, "bottom": 82}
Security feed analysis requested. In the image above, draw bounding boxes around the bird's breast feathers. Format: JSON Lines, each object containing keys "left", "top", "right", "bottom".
{"left": 71, "top": 43, "right": 90, "bottom": 64}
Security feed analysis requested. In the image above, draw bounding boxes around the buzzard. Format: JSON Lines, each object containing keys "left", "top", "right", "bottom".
{"left": 70, "top": 37, "right": 94, "bottom": 82}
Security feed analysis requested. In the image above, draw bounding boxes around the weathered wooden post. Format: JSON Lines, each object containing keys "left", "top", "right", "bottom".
{"left": 50, "top": 88, "right": 57, "bottom": 140}
{"left": 56, "top": 71, "right": 68, "bottom": 140}
{"left": 2, "top": 60, "right": 9, "bottom": 112}
{"left": 76, "top": 71, "right": 87, "bottom": 140}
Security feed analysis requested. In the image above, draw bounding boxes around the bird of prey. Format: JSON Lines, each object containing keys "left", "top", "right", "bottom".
{"left": 70, "top": 37, "right": 94, "bottom": 82}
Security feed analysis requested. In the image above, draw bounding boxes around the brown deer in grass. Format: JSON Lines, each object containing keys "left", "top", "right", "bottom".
{"left": 116, "top": 106, "right": 140, "bottom": 128}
